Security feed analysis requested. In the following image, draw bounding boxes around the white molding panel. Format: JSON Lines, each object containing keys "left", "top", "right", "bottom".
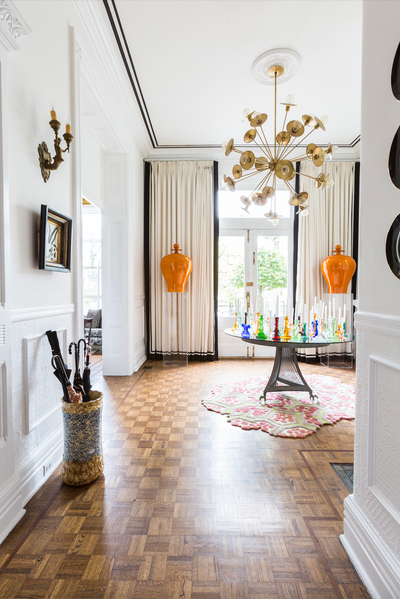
{"left": 355, "top": 311, "right": 400, "bottom": 338}
{"left": 23, "top": 329, "right": 67, "bottom": 434}
{"left": 342, "top": 495, "right": 400, "bottom": 599}
{"left": 11, "top": 304, "right": 74, "bottom": 323}
{"left": 342, "top": 314, "right": 400, "bottom": 598}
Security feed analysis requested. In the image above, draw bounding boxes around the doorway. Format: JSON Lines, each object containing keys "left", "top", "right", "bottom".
{"left": 82, "top": 198, "right": 102, "bottom": 356}
{"left": 218, "top": 189, "right": 293, "bottom": 357}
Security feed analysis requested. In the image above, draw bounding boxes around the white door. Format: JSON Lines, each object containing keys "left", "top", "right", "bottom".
{"left": 218, "top": 231, "right": 247, "bottom": 357}
{"left": 218, "top": 229, "right": 292, "bottom": 357}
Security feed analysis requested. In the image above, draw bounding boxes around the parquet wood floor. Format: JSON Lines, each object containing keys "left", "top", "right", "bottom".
{"left": 0, "top": 359, "right": 370, "bottom": 599}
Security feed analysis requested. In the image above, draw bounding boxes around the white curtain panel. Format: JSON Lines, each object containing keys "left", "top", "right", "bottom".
{"left": 150, "top": 160, "right": 215, "bottom": 356}
{"left": 297, "top": 161, "right": 355, "bottom": 357}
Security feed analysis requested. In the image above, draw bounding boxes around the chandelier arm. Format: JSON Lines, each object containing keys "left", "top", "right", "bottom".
{"left": 258, "top": 126, "right": 273, "bottom": 160}
{"left": 234, "top": 169, "right": 267, "bottom": 183}
{"left": 289, "top": 154, "right": 308, "bottom": 161}
{"left": 282, "top": 111, "right": 288, "bottom": 132}
{"left": 295, "top": 171, "right": 319, "bottom": 181}
{"left": 247, "top": 172, "right": 272, "bottom": 202}
{"left": 284, "top": 179, "right": 296, "bottom": 195}
{"left": 279, "top": 128, "right": 316, "bottom": 161}
{"left": 274, "top": 72, "right": 277, "bottom": 160}
{"left": 253, "top": 137, "right": 272, "bottom": 160}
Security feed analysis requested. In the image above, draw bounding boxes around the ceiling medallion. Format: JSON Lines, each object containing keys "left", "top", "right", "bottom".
{"left": 222, "top": 53, "right": 338, "bottom": 223}
{"left": 252, "top": 48, "right": 301, "bottom": 85}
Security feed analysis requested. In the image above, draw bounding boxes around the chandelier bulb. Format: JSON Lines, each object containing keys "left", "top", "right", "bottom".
{"left": 321, "top": 115, "right": 329, "bottom": 125}
{"left": 332, "top": 145, "right": 339, "bottom": 154}
{"left": 271, "top": 219, "right": 279, "bottom": 226}
{"left": 286, "top": 94, "right": 295, "bottom": 104}
{"left": 243, "top": 108, "right": 251, "bottom": 117}
{"left": 300, "top": 209, "right": 309, "bottom": 217}
{"left": 222, "top": 141, "right": 228, "bottom": 151}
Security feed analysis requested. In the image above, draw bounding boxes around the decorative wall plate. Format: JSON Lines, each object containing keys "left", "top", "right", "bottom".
{"left": 391, "top": 42, "right": 400, "bottom": 101}
{"left": 386, "top": 213, "right": 400, "bottom": 279}
{"left": 388, "top": 126, "right": 400, "bottom": 189}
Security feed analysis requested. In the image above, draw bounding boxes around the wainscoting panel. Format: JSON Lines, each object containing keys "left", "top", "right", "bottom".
{"left": 342, "top": 311, "right": 400, "bottom": 598}
{"left": 23, "top": 329, "right": 67, "bottom": 434}
{"left": 11, "top": 306, "right": 74, "bottom": 506}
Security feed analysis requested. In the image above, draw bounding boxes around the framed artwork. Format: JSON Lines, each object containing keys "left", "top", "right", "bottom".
{"left": 39, "top": 205, "right": 72, "bottom": 272}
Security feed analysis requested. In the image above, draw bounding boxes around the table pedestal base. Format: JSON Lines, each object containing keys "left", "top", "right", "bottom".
{"left": 260, "top": 347, "right": 318, "bottom": 404}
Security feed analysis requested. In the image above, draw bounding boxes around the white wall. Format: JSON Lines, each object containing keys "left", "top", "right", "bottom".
{"left": 341, "top": 2, "right": 400, "bottom": 597}
{"left": 0, "top": 0, "right": 148, "bottom": 544}
{"left": 82, "top": 126, "right": 103, "bottom": 210}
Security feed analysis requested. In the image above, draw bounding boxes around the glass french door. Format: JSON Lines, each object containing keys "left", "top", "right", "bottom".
{"left": 218, "top": 229, "right": 292, "bottom": 357}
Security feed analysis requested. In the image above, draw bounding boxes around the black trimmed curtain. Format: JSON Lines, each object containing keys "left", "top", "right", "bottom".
{"left": 144, "top": 160, "right": 219, "bottom": 362}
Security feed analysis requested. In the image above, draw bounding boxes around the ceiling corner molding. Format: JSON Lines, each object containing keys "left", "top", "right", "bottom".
{"left": 72, "top": 0, "right": 152, "bottom": 158}
{"left": 0, "top": 0, "right": 31, "bottom": 52}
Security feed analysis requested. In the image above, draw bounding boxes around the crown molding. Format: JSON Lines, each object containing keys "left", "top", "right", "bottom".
{"left": 102, "top": 0, "right": 361, "bottom": 157}
{"left": 72, "top": 0, "right": 151, "bottom": 158}
{"left": 0, "top": 0, "right": 31, "bottom": 52}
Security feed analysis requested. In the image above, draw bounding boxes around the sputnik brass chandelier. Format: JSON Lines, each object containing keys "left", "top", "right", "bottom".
{"left": 222, "top": 63, "right": 337, "bottom": 223}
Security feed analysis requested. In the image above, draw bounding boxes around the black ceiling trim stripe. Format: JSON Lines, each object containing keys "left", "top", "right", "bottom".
{"left": 103, "top": 1, "right": 361, "bottom": 153}
{"left": 154, "top": 142, "right": 360, "bottom": 150}
{"left": 109, "top": 0, "right": 157, "bottom": 144}
{"left": 102, "top": 0, "right": 157, "bottom": 147}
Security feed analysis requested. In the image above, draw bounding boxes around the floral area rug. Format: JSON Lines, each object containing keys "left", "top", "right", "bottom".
{"left": 202, "top": 375, "right": 355, "bottom": 438}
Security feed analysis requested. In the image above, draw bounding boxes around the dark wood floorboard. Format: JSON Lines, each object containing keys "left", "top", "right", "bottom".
{"left": 0, "top": 358, "right": 370, "bottom": 598}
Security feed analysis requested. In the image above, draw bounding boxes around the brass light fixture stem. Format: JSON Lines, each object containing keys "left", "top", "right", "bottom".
{"left": 274, "top": 72, "right": 277, "bottom": 159}
{"left": 259, "top": 126, "right": 273, "bottom": 159}
{"left": 247, "top": 172, "right": 272, "bottom": 201}
{"left": 254, "top": 135, "right": 272, "bottom": 160}
{"left": 290, "top": 154, "right": 308, "bottom": 161}
{"left": 279, "top": 128, "right": 315, "bottom": 161}
{"left": 293, "top": 171, "right": 319, "bottom": 181}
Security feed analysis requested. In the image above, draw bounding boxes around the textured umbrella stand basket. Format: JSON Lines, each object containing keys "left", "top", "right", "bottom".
{"left": 61, "top": 390, "right": 104, "bottom": 486}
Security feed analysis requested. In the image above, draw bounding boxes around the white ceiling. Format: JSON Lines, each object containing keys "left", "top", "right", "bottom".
{"left": 113, "top": 0, "right": 362, "bottom": 155}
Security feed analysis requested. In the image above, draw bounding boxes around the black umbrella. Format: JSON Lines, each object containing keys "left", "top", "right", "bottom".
{"left": 52, "top": 355, "right": 82, "bottom": 403}
{"left": 82, "top": 344, "right": 92, "bottom": 402}
{"left": 46, "top": 330, "right": 71, "bottom": 381}
{"left": 69, "top": 341, "right": 85, "bottom": 396}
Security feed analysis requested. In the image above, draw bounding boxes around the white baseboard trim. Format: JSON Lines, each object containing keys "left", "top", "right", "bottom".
{"left": 0, "top": 473, "right": 25, "bottom": 545}
{"left": 11, "top": 304, "right": 75, "bottom": 322}
{"left": 16, "top": 428, "right": 63, "bottom": 508}
{"left": 134, "top": 344, "right": 146, "bottom": 372}
{"left": 341, "top": 494, "right": 400, "bottom": 599}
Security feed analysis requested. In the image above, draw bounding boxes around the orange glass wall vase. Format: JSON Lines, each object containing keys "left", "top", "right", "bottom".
{"left": 321, "top": 245, "right": 356, "bottom": 293}
{"left": 160, "top": 244, "right": 192, "bottom": 292}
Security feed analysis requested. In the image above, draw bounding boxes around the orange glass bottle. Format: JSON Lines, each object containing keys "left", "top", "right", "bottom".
{"left": 160, "top": 244, "right": 192, "bottom": 292}
{"left": 321, "top": 245, "right": 356, "bottom": 294}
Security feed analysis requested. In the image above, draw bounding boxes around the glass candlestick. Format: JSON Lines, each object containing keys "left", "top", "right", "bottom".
{"left": 301, "top": 323, "right": 308, "bottom": 343}
{"left": 257, "top": 315, "right": 267, "bottom": 339}
{"left": 242, "top": 323, "right": 251, "bottom": 339}
{"left": 313, "top": 319, "right": 319, "bottom": 339}
{"left": 255, "top": 312, "right": 260, "bottom": 335}
{"left": 273, "top": 316, "right": 281, "bottom": 341}
{"left": 282, "top": 316, "right": 291, "bottom": 342}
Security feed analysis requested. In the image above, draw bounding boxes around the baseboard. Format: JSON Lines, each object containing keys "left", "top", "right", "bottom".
{"left": 0, "top": 472, "right": 26, "bottom": 544}
{"left": 134, "top": 343, "right": 146, "bottom": 372}
{"left": 16, "top": 428, "right": 63, "bottom": 508}
{"left": 341, "top": 494, "right": 400, "bottom": 599}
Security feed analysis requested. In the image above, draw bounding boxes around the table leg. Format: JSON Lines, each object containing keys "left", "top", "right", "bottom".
{"left": 259, "top": 347, "right": 319, "bottom": 404}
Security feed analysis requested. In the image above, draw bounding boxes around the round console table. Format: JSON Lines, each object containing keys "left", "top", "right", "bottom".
{"left": 224, "top": 328, "right": 354, "bottom": 403}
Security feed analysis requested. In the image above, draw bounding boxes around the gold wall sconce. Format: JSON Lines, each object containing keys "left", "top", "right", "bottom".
{"left": 38, "top": 110, "right": 73, "bottom": 183}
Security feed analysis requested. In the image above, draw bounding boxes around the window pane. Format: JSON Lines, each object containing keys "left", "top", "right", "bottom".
{"left": 257, "top": 236, "right": 288, "bottom": 312}
{"left": 219, "top": 190, "right": 291, "bottom": 219}
{"left": 218, "top": 236, "right": 244, "bottom": 316}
